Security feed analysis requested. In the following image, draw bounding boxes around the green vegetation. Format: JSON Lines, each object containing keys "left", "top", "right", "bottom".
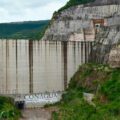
{"left": 0, "top": 96, "right": 20, "bottom": 120}
{"left": 52, "top": 63, "right": 120, "bottom": 120}
{"left": 0, "top": 20, "right": 49, "bottom": 40}
{"left": 58, "top": 0, "right": 95, "bottom": 13}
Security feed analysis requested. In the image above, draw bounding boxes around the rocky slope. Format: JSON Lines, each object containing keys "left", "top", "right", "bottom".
{"left": 42, "top": 0, "right": 120, "bottom": 66}
{"left": 86, "top": 0, "right": 120, "bottom": 6}
{"left": 42, "top": 3, "right": 120, "bottom": 41}
{"left": 92, "top": 26, "right": 120, "bottom": 64}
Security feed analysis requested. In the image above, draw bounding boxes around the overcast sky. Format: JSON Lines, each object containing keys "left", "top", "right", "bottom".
{"left": 0, "top": 0, "right": 68, "bottom": 23}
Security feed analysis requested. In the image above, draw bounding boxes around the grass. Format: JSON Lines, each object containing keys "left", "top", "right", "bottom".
{"left": 0, "top": 96, "right": 20, "bottom": 120}
{"left": 51, "top": 63, "right": 120, "bottom": 120}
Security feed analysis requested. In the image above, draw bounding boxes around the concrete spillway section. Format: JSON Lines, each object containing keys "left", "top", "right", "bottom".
{"left": 14, "top": 92, "right": 63, "bottom": 109}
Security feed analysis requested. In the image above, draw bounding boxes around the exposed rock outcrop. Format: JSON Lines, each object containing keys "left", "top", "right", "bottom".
{"left": 83, "top": 93, "right": 95, "bottom": 107}
{"left": 109, "top": 44, "right": 120, "bottom": 68}
{"left": 42, "top": 0, "right": 120, "bottom": 66}
{"left": 92, "top": 26, "right": 120, "bottom": 64}
{"left": 86, "top": 0, "right": 120, "bottom": 6}
{"left": 42, "top": 4, "right": 120, "bottom": 41}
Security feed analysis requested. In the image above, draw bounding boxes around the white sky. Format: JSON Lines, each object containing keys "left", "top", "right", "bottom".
{"left": 0, "top": 0, "right": 69, "bottom": 23}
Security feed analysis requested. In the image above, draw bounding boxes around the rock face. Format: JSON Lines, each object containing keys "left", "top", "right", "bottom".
{"left": 42, "top": 0, "right": 120, "bottom": 66}
{"left": 92, "top": 26, "right": 120, "bottom": 64}
{"left": 86, "top": 0, "right": 120, "bottom": 6}
{"left": 42, "top": 3, "right": 120, "bottom": 41}
{"left": 109, "top": 45, "right": 120, "bottom": 68}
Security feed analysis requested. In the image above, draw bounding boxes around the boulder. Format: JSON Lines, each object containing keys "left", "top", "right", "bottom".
{"left": 83, "top": 93, "right": 95, "bottom": 107}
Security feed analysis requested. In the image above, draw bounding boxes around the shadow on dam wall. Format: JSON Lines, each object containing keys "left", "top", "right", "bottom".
{"left": 29, "top": 41, "right": 33, "bottom": 94}
{"left": 0, "top": 40, "right": 94, "bottom": 95}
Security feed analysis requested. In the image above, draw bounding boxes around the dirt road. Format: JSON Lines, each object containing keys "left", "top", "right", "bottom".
{"left": 20, "top": 107, "right": 57, "bottom": 120}
{"left": 20, "top": 109, "right": 51, "bottom": 120}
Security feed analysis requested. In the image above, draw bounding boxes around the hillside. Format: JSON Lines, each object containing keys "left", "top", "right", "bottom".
{"left": 0, "top": 20, "right": 49, "bottom": 40}
{"left": 42, "top": 0, "right": 120, "bottom": 64}
{"left": 52, "top": 63, "right": 120, "bottom": 120}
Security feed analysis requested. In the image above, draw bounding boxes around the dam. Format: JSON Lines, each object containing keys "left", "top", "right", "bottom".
{"left": 0, "top": 40, "right": 94, "bottom": 107}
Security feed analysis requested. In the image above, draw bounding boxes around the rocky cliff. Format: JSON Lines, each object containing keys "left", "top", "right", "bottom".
{"left": 92, "top": 25, "right": 120, "bottom": 65}
{"left": 86, "top": 0, "right": 120, "bottom": 6}
{"left": 42, "top": 0, "right": 120, "bottom": 66}
{"left": 42, "top": 4, "right": 120, "bottom": 41}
